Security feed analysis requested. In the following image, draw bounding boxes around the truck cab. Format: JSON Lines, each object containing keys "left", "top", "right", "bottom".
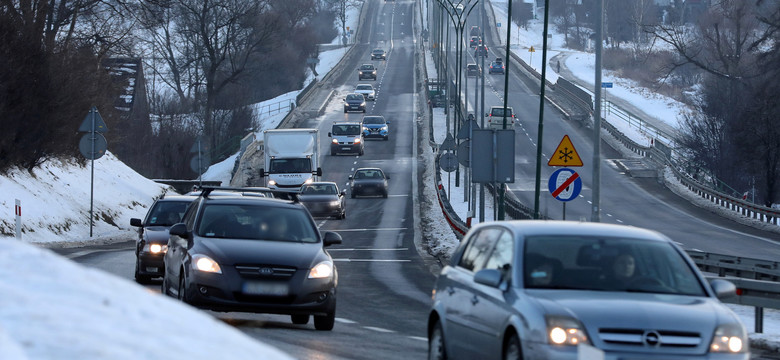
{"left": 329, "top": 121, "right": 364, "bottom": 156}
{"left": 259, "top": 129, "right": 322, "bottom": 193}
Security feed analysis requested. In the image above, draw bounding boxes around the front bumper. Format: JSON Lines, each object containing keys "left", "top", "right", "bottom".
{"left": 524, "top": 342, "right": 749, "bottom": 360}
{"left": 184, "top": 266, "right": 337, "bottom": 316}
{"left": 344, "top": 104, "right": 365, "bottom": 112}
{"left": 331, "top": 142, "right": 362, "bottom": 154}
{"left": 303, "top": 202, "right": 343, "bottom": 217}
{"left": 363, "top": 128, "right": 388, "bottom": 138}
{"left": 138, "top": 252, "right": 165, "bottom": 277}
{"left": 352, "top": 184, "right": 386, "bottom": 196}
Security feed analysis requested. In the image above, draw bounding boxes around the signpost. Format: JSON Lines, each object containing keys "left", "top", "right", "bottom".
{"left": 601, "top": 82, "right": 612, "bottom": 120}
{"left": 529, "top": 46, "right": 535, "bottom": 65}
{"left": 78, "top": 106, "right": 108, "bottom": 237}
{"left": 547, "top": 135, "right": 583, "bottom": 219}
{"left": 15, "top": 199, "right": 21, "bottom": 240}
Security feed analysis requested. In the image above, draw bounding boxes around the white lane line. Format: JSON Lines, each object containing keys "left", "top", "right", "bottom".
{"left": 64, "top": 251, "right": 93, "bottom": 259}
{"left": 328, "top": 248, "right": 408, "bottom": 251}
{"left": 388, "top": 194, "right": 408, "bottom": 197}
{"left": 408, "top": 336, "right": 427, "bottom": 342}
{"left": 333, "top": 259, "right": 412, "bottom": 262}
{"left": 364, "top": 326, "right": 395, "bottom": 333}
{"left": 335, "top": 318, "right": 357, "bottom": 324}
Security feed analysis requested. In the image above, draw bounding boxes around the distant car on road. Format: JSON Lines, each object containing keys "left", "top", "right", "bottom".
{"left": 298, "top": 182, "right": 346, "bottom": 219}
{"left": 344, "top": 93, "right": 366, "bottom": 113}
{"left": 371, "top": 49, "right": 387, "bottom": 60}
{"left": 486, "top": 105, "right": 515, "bottom": 129}
{"left": 466, "top": 63, "right": 481, "bottom": 77}
{"left": 163, "top": 187, "right": 343, "bottom": 331}
{"left": 428, "top": 220, "right": 748, "bottom": 360}
{"left": 361, "top": 115, "right": 389, "bottom": 140}
{"left": 475, "top": 44, "right": 488, "bottom": 57}
{"left": 354, "top": 83, "right": 376, "bottom": 101}
{"left": 469, "top": 36, "right": 480, "bottom": 48}
{"left": 489, "top": 60, "right": 504, "bottom": 74}
{"left": 349, "top": 167, "right": 390, "bottom": 198}
{"left": 130, "top": 194, "right": 197, "bottom": 283}
{"left": 358, "top": 63, "right": 377, "bottom": 80}
{"left": 329, "top": 121, "right": 364, "bottom": 155}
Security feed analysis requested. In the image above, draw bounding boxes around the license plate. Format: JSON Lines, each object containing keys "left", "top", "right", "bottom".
{"left": 342, "top": 147, "right": 351, "bottom": 150}
{"left": 145, "top": 267, "right": 158, "bottom": 272}
{"left": 242, "top": 281, "right": 289, "bottom": 296}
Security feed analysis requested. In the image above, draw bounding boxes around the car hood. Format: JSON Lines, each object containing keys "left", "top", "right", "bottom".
{"left": 529, "top": 290, "right": 735, "bottom": 335}
{"left": 363, "top": 124, "right": 386, "bottom": 128}
{"left": 346, "top": 99, "right": 364, "bottom": 104}
{"left": 299, "top": 195, "right": 339, "bottom": 202}
{"left": 197, "top": 238, "right": 325, "bottom": 268}
{"left": 144, "top": 226, "right": 172, "bottom": 243}
{"left": 352, "top": 179, "right": 385, "bottom": 186}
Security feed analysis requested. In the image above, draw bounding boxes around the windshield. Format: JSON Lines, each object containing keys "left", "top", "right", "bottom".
{"left": 269, "top": 158, "right": 312, "bottom": 173}
{"left": 347, "top": 94, "right": 363, "bottom": 101}
{"left": 332, "top": 124, "right": 361, "bottom": 135}
{"left": 146, "top": 201, "right": 190, "bottom": 226}
{"left": 356, "top": 85, "right": 372, "bottom": 91}
{"left": 302, "top": 184, "right": 337, "bottom": 195}
{"left": 523, "top": 236, "right": 706, "bottom": 296}
{"left": 360, "top": 65, "right": 374, "bottom": 70}
{"left": 197, "top": 204, "right": 318, "bottom": 242}
{"left": 362, "top": 116, "right": 385, "bottom": 125}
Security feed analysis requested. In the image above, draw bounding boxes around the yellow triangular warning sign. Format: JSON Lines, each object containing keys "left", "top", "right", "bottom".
{"left": 548, "top": 135, "right": 583, "bottom": 167}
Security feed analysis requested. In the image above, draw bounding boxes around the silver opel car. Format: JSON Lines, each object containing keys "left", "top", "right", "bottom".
{"left": 428, "top": 221, "right": 748, "bottom": 360}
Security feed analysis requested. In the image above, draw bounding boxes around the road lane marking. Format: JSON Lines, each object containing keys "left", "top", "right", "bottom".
{"left": 335, "top": 318, "right": 357, "bottom": 324}
{"left": 330, "top": 227, "right": 407, "bottom": 232}
{"left": 364, "top": 326, "right": 395, "bottom": 333}
{"left": 408, "top": 336, "right": 427, "bottom": 342}
{"left": 328, "top": 248, "right": 408, "bottom": 251}
{"left": 333, "top": 259, "right": 411, "bottom": 262}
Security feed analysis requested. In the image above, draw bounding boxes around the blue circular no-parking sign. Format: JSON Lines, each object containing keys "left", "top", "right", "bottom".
{"left": 548, "top": 168, "right": 582, "bottom": 202}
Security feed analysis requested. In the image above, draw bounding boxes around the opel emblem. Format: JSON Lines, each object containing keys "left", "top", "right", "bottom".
{"left": 643, "top": 330, "right": 661, "bottom": 347}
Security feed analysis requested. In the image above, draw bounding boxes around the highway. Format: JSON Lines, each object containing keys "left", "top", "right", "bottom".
{"left": 57, "top": 0, "right": 780, "bottom": 359}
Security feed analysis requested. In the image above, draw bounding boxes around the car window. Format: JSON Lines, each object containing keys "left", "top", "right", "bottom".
{"left": 270, "top": 158, "right": 311, "bottom": 173}
{"left": 147, "top": 200, "right": 190, "bottom": 226}
{"left": 197, "top": 204, "right": 317, "bottom": 242}
{"left": 363, "top": 116, "right": 385, "bottom": 124}
{"left": 360, "top": 65, "right": 374, "bottom": 70}
{"left": 333, "top": 124, "right": 361, "bottom": 135}
{"left": 458, "top": 227, "right": 502, "bottom": 272}
{"left": 484, "top": 230, "right": 514, "bottom": 272}
{"left": 356, "top": 85, "right": 372, "bottom": 90}
{"left": 347, "top": 94, "right": 362, "bottom": 101}
{"left": 523, "top": 235, "right": 706, "bottom": 295}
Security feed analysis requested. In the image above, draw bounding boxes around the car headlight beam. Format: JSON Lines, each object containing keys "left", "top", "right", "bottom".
{"left": 309, "top": 261, "right": 333, "bottom": 279}
{"left": 709, "top": 323, "right": 746, "bottom": 353}
{"left": 193, "top": 254, "right": 222, "bottom": 274}
{"left": 143, "top": 243, "right": 168, "bottom": 254}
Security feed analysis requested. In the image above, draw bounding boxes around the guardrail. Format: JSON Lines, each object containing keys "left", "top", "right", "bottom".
{"left": 705, "top": 276, "right": 780, "bottom": 334}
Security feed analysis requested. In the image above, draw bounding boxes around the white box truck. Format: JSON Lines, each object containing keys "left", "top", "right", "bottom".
{"left": 259, "top": 129, "right": 322, "bottom": 193}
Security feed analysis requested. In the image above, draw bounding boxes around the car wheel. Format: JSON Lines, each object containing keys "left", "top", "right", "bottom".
{"left": 503, "top": 333, "right": 522, "bottom": 360}
{"left": 344, "top": 108, "right": 348, "bottom": 113}
{"left": 429, "top": 320, "right": 447, "bottom": 360}
{"left": 291, "top": 314, "right": 310, "bottom": 325}
{"left": 134, "top": 258, "right": 151, "bottom": 284}
{"left": 362, "top": 108, "right": 366, "bottom": 113}
{"left": 383, "top": 190, "right": 388, "bottom": 198}
{"left": 331, "top": 150, "right": 336, "bottom": 156}
{"left": 314, "top": 311, "right": 335, "bottom": 331}
{"left": 359, "top": 148, "right": 364, "bottom": 156}
{"left": 383, "top": 136, "right": 389, "bottom": 141}
{"left": 177, "top": 273, "right": 188, "bottom": 303}
{"left": 351, "top": 191, "right": 356, "bottom": 198}
{"left": 340, "top": 208, "right": 346, "bottom": 219}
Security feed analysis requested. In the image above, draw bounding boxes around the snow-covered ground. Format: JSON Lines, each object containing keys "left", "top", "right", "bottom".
{"left": 0, "top": 6, "right": 361, "bottom": 359}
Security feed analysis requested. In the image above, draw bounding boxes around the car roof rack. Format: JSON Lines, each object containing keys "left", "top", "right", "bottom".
{"left": 196, "top": 186, "right": 272, "bottom": 198}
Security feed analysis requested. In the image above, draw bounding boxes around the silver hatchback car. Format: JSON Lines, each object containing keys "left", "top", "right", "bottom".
{"left": 428, "top": 221, "right": 748, "bottom": 360}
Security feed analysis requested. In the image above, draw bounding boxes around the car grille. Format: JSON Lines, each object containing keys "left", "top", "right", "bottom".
{"left": 598, "top": 328, "right": 702, "bottom": 348}
{"left": 235, "top": 264, "right": 298, "bottom": 279}
{"left": 275, "top": 183, "right": 302, "bottom": 189}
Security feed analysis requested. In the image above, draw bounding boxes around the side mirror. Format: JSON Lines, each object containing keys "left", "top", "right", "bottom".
{"left": 385, "top": 120, "right": 391, "bottom": 124}
{"left": 259, "top": 168, "right": 265, "bottom": 177}
{"left": 169, "top": 223, "right": 189, "bottom": 239}
{"left": 340, "top": 190, "right": 347, "bottom": 196}
{"left": 130, "top": 218, "right": 143, "bottom": 227}
{"left": 710, "top": 279, "right": 737, "bottom": 299}
{"left": 348, "top": 175, "right": 354, "bottom": 180}
{"left": 316, "top": 168, "right": 323, "bottom": 176}
{"left": 385, "top": 174, "right": 391, "bottom": 180}
{"left": 323, "top": 231, "right": 343, "bottom": 247}
{"left": 474, "top": 268, "right": 502, "bottom": 288}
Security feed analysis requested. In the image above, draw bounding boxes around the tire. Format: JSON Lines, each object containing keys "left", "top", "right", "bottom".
{"left": 428, "top": 321, "right": 447, "bottom": 360}
{"left": 177, "top": 273, "right": 188, "bottom": 303}
{"left": 362, "top": 108, "right": 366, "bottom": 113}
{"left": 344, "top": 108, "right": 348, "bottom": 113}
{"left": 340, "top": 208, "right": 346, "bottom": 219}
{"left": 359, "top": 148, "right": 364, "bottom": 156}
{"left": 134, "top": 258, "right": 151, "bottom": 284}
{"left": 291, "top": 314, "right": 310, "bottom": 325}
{"left": 351, "top": 191, "right": 356, "bottom": 198}
{"left": 314, "top": 311, "right": 335, "bottom": 331}
{"left": 503, "top": 333, "right": 522, "bottom": 360}
{"left": 382, "top": 190, "right": 388, "bottom": 198}
{"left": 383, "top": 136, "right": 389, "bottom": 141}
{"left": 331, "top": 150, "right": 336, "bottom": 156}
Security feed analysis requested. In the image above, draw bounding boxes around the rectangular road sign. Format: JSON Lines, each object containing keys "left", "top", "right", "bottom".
{"left": 601, "top": 82, "right": 613, "bottom": 88}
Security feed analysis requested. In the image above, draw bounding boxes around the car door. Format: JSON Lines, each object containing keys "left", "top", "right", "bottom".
{"left": 441, "top": 227, "right": 501, "bottom": 358}
{"left": 462, "top": 229, "right": 516, "bottom": 359}
{"left": 164, "top": 198, "right": 199, "bottom": 295}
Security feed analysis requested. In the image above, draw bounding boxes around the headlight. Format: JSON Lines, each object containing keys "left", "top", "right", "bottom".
{"left": 354, "top": 138, "right": 361, "bottom": 144}
{"left": 309, "top": 261, "right": 334, "bottom": 279}
{"left": 709, "top": 323, "right": 747, "bottom": 353}
{"left": 381, "top": 125, "right": 388, "bottom": 130}
{"left": 332, "top": 138, "right": 339, "bottom": 144}
{"left": 143, "top": 243, "right": 168, "bottom": 254}
{"left": 362, "top": 126, "right": 369, "bottom": 132}
{"left": 193, "top": 254, "right": 222, "bottom": 274}
{"left": 304, "top": 178, "right": 314, "bottom": 184}
{"left": 268, "top": 179, "right": 277, "bottom": 186}
{"left": 329, "top": 200, "right": 341, "bottom": 207}
{"left": 546, "top": 316, "right": 589, "bottom": 346}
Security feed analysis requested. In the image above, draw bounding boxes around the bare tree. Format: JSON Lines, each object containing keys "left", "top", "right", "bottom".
{"left": 328, "top": 0, "right": 361, "bottom": 45}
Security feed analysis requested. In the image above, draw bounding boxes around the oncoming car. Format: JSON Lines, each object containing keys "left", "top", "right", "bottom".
{"left": 358, "top": 63, "right": 377, "bottom": 80}
{"left": 354, "top": 83, "right": 376, "bottom": 101}
{"left": 163, "top": 187, "right": 343, "bottom": 331}
{"left": 349, "top": 167, "right": 390, "bottom": 198}
{"left": 329, "top": 121, "right": 364, "bottom": 155}
{"left": 130, "top": 194, "right": 197, "bottom": 283}
{"left": 428, "top": 221, "right": 748, "bottom": 360}
{"left": 343, "top": 93, "right": 366, "bottom": 113}
{"left": 361, "top": 115, "right": 389, "bottom": 140}
{"left": 371, "top": 49, "right": 387, "bottom": 60}
{"left": 298, "top": 182, "right": 346, "bottom": 219}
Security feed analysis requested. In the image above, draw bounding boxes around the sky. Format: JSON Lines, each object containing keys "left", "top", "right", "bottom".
{"left": 1, "top": 1, "right": 778, "bottom": 358}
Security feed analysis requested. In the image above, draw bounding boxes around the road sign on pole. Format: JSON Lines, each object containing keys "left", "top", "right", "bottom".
{"left": 548, "top": 168, "right": 582, "bottom": 202}
{"left": 548, "top": 135, "right": 583, "bottom": 167}
{"left": 78, "top": 106, "right": 108, "bottom": 237}
{"left": 15, "top": 199, "right": 21, "bottom": 240}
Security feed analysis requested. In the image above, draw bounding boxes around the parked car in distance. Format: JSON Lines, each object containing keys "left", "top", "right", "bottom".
{"left": 349, "top": 167, "right": 390, "bottom": 198}
{"left": 130, "top": 194, "right": 198, "bottom": 283}
{"left": 489, "top": 60, "right": 504, "bottom": 74}
{"left": 486, "top": 105, "right": 515, "bottom": 129}
{"left": 298, "top": 182, "right": 346, "bottom": 219}
{"left": 358, "top": 63, "right": 377, "bottom": 80}
{"left": 343, "top": 93, "right": 366, "bottom": 113}
{"left": 361, "top": 115, "right": 389, "bottom": 140}
{"left": 354, "top": 83, "right": 376, "bottom": 101}
{"left": 466, "top": 63, "right": 481, "bottom": 77}
{"left": 428, "top": 220, "right": 748, "bottom": 360}
{"left": 329, "top": 121, "right": 364, "bottom": 156}
{"left": 163, "top": 187, "right": 342, "bottom": 331}
{"left": 371, "top": 49, "right": 387, "bottom": 60}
